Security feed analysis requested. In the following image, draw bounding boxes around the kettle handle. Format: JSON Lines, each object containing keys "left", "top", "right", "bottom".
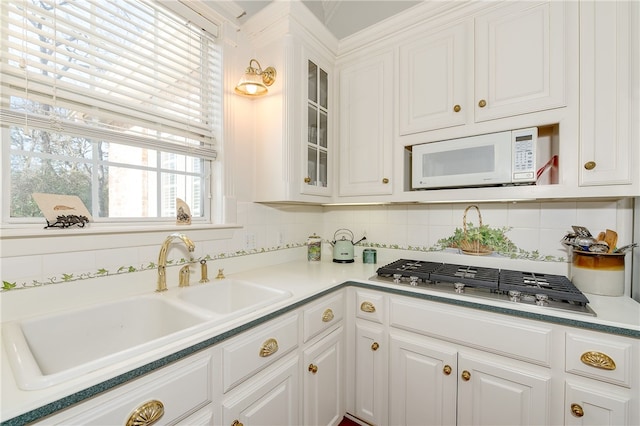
{"left": 333, "top": 228, "right": 354, "bottom": 241}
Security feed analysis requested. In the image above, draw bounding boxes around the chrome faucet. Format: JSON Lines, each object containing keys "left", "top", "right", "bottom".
{"left": 157, "top": 233, "right": 195, "bottom": 292}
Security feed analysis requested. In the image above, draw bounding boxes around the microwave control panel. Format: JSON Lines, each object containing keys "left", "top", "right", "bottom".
{"left": 512, "top": 128, "right": 538, "bottom": 182}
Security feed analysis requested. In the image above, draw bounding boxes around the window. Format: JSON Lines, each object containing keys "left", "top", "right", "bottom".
{"left": 0, "top": 0, "right": 221, "bottom": 223}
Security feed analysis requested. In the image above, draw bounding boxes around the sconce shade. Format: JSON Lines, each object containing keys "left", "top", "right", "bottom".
{"left": 235, "top": 59, "right": 276, "bottom": 97}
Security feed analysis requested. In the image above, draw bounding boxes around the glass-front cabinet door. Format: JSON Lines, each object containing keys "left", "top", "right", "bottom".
{"left": 306, "top": 59, "right": 329, "bottom": 191}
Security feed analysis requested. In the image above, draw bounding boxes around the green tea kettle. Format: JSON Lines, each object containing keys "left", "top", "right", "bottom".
{"left": 331, "top": 229, "right": 366, "bottom": 263}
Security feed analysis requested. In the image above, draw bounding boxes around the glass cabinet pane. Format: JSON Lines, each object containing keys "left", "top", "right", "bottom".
{"left": 308, "top": 105, "right": 318, "bottom": 145}
{"left": 308, "top": 146, "right": 318, "bottom": 185}
{"left": 308, "top": 61, "right": 318, "bottom": 104}
{"left": 320, "top": 69, "right": 328, "bottom": 109}
{"left": 319, "top": 111, "right": 327, "bottom": 149}
{"left": 319, "top": 150, "right": 327, "bottom": 187}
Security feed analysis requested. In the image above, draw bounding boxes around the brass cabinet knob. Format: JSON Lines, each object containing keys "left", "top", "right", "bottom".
{"left": 126, "top": 400, "right": 164, "bottom": 426}
{"left": 259, "top": 338, "right": 279, "bottom": 357}
{"left": 453, "top": 104, "right": 461, "bottom": 112}
{"left": 580, "top": 351, "right": 616, "bottom": 370}
{"left": 478, "top": 99, "right": 487, "bottom": 108}
{"left": 570, "top": 403, "right": 584, "bottom": 418}
{"left": 322, "top": 308, "right": 334, "bottom": 323}
{"left": 308, "top": 363, "right": 318, "bottom": 374}
{"left": 304, "top": 176, "right": 312, "bottom": 183}
{"left": 584, "top": 161, "right": 597, "bottom": 170}
{"left": 461, "top": 370, "right": 471, "bottom": 381}
{"left": 360, "top": 301, "right": 376, "bottom": 313}
{"left": 443, "top": 365, "right": 452, "bottom": 375}
{"left": 232, "top": 420, "right": 244, "bottom": 426}
{"left": 382, "top": 178, "right": 389, "bottom": 184}
{"left": 371, "top": 342, "right": 380, "bottom": 351}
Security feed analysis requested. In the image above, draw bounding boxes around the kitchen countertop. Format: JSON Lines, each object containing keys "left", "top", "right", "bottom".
{"left": 2, "top": 247, "right": 639, "bottom": 424}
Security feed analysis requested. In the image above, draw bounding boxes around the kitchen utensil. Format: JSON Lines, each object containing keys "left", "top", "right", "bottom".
{"left": 572, "top": 250, "right": 625, "bottom": 296}
{"left": 330, "top": 229, "right": 366, "bottom": 263}
{"left": 604, "top": 229, "right": 618, "bottom": 253}
{"left": 571, "top": 225, "right": 593, "bottom": 238}
{"left": 613, "top": 243, "right": 637, "bottom": 254}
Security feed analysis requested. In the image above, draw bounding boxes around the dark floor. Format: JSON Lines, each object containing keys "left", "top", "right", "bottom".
{"left": 338, "top": 416, "right": 362, "bottom": 426}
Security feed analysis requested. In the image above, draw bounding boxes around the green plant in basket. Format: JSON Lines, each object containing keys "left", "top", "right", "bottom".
{"left": 437, "top": 205, "right": 518, "bottom": 255}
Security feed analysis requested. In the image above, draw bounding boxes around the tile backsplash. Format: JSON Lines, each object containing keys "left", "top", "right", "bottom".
{"left": 1, "top": 199, "right": 634, "bottom": 291}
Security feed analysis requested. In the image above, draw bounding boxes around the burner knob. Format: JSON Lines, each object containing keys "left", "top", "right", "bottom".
{"left": 393, "top": 274, "right": 402, "bottom": 284}
{"left": 508, "top": 290, "right": 521, "bottom": 302}
{"left": 409, "top": 276, "right": 419, "bottom": 286}
{"left": 454, "top": 282, "right": 465, "bottom": 294}
{"left": 535, "top": 294, "right": 549, "bottom": 306}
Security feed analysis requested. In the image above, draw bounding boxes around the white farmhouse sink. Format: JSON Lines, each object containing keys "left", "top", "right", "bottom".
{"left": 176, "top": 279, "right": 292, "bottom": 317}
{"left": 2, "top": 295, "right": 215, "bottom": 390}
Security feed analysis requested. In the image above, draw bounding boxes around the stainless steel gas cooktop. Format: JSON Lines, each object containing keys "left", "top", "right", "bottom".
{"left": 372, "top": 259, "right": 595, "bottom": 316}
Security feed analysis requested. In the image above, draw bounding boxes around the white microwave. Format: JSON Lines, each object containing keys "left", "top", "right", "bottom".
{"left": 411, "top": 127, "right": 554, "bottom": 190}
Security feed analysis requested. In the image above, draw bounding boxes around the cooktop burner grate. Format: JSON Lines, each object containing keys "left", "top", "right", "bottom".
{"left": 499, "top": 270, "right": 589, "bottom": 305}
{"left": 376, "top": 259, "right": 442, "bottom": 281}
{"left": 430, "top": 263, "right": 500, "bottom": 289}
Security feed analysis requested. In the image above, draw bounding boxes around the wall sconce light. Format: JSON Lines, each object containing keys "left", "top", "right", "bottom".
{"left": 234, "top": 59, "right": 277, "bottom": 97}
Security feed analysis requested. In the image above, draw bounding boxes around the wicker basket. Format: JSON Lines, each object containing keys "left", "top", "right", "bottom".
{"left": 457, "top": 205, "right": 493, "bottom": 256}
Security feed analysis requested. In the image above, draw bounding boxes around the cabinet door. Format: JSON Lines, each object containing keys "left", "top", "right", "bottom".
{"left": 398, "top": 21, "right": 469, "bottom": 134}
{"left": 565, "top": 381, "right": 630, "bottom": 426}
{"left": 339, "top": 51, "right": 393, "bottom": 196}
{"left": 475, "top": 1, "right": 565, "bottom": 122}
{"left": 305, "top": 58, "right": 331, "bottom": 194}
{"left": 222, "top": 355, "right": 299, "bottom": 426}
{"left": 303, "top": 327, "right": 344, "bottom": 426}
{"left": 353, "top": 322, "right": 387, "bottom": 425}
{"left": 457, "top": 352, "right": 551, "bottom": 426}
{"left": 389, "top": 332, "right": 457, "bottom": 426}
{"left": 578, "top": 0, "right": 637, "bottom": 186}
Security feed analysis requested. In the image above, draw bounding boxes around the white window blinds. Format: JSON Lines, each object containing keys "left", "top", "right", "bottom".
{"left": 0, "top": 0, "right": 220, "bottom": 160}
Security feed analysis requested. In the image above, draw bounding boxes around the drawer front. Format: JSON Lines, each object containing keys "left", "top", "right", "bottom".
{"left": 223, "top": 314, "right": 299, "bottom": 392}
{"left": 355, "top": 290, "right": 385, "bottom": 324}
{"left": 39, "top": 352, "right": 212, "bottom": 425}
{"left": 303, "top": 292, "right": 344, "bottom": 343}
{"left": 389, "top": 296, "right": 552, "bottom": 366}
{"left": 565, "top": 332, "right": 634, "bottom": 387}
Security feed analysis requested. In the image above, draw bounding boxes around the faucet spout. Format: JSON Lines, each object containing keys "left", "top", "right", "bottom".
{"left": 157, "top": 233, "right": 195, "bottom": 292}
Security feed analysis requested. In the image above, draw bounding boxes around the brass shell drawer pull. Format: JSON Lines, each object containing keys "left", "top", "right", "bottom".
{"left": 580, "top": 351, "right": 616, "bottom": 370}
{"left": 322, "top": 308, "right": 334, "bottom": 322}
{"left": 570, "top": 403, "right": 584, "bottom": 418}
{"left": 259, "top": 338, "right": 279, "bottom": 357}
{"left": 360, "top": 301, "right": 376, "bottom": 313}
{"left": 371, "top": 342, "right": 380, "bottom": 351}
{"left": 126, "top": 400, "right": 164, "bottom": 426}
{"left": 461, "top": 370, "right": 471, "bottom": 381}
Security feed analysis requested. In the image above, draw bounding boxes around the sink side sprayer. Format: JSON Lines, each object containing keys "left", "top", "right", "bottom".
{"left": 157, "top": 233, "right": 195, "bottom": 292}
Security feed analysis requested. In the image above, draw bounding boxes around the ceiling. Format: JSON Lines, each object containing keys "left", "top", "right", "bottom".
{"left": 232, "top": 0, "right": 422, "bottom": 39}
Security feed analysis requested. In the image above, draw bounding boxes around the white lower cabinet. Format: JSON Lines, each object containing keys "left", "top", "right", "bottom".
{"left": 388, "top": 330, "right": 551, "bottom": 426}
{"left": 222, "top": 354, "right": 300, "bottom": 426}
{"left": 389, "top": 331, "right": 457, "bottom": 426}
{"left": 303, "top": 327, "right": 344, "bottom": 426}
{"left": 456, "top": 351, "right": 550, "bottom": 425}
{"left": 35, "top": 350, "right": 214, "bottom": 425}
{"left": 353, "top": 321, "right": 387, "bottom": 425}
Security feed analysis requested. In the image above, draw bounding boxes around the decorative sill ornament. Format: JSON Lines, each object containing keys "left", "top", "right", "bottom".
{"left": 32, "top": 193, "right": 92, "bottom": 229}
{"left": 176, "top": 198, "right": 191, "bottom": 225}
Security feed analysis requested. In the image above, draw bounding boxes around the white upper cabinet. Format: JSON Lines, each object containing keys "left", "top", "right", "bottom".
{"left": 398, "top": 1, "right": 566, "bottom": 137}
{"left": 578, "top": 0, "right": 639, "bottom": 187}
{"left": 398, "top": 22, "right": 469, "bottom": 135}
{"left": 474, "top": 1, "right": 566, "bottom": 122}
{"left": 338, "top": 50, "right": 394, "bottom": 196}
